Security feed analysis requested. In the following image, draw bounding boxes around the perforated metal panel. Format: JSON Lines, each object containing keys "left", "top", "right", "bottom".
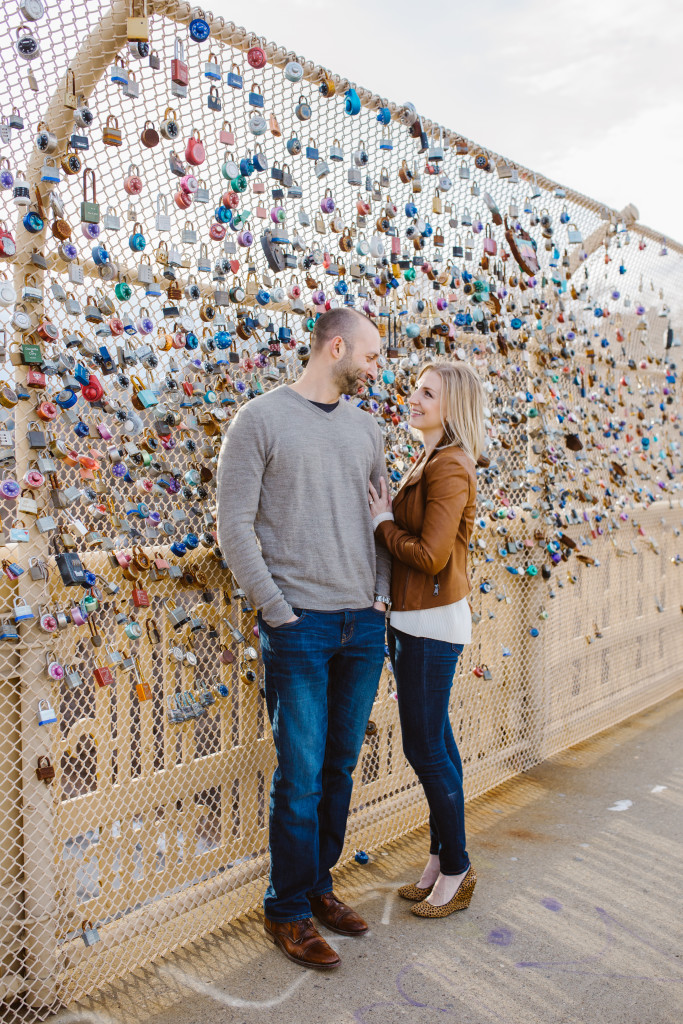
{"left": 0, "top": 1, "right": 680, "bottom": 1017}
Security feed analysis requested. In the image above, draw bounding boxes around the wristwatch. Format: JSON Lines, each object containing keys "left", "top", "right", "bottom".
{"left": 374, "top": 594, "right": 391, "bottom": 607}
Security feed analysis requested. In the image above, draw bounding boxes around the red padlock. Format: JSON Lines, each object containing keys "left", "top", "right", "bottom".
{"left": 123, "top": 165, "right": 143, "bottom": 196}
{"left": 36, "top": 317, "right": 59, "bottom": 341}
{"left": 36, "top": 398, "right": 58, "bottom": 420}
{"left": 185, "top": 130, "right": 205, "bottom": 166}
{"left": 81, "top": 374, "right": 104, "bottom": 402}
{"left": 222, "top": 190, "right": 240, "bottom": 209}
{"left": 94, "top": 666, "right": 115, "bottom": 687}
{"left": 26, "top": 369, "right": 47, "bottom": 388}
{"left": 109, "top": 316, "right": 124, "bottom": 335}
{"left": 132, "top": 585, "right": 150, "bottom": 608}
{"left": 209, "top": 224, "right": 226, "bottom": 240}
{"left": 171, "top": 39, "right": 188, "bottom": 86}
{"left": 247, "top": 44, "right": 267, "bottom": 69}
{"left": 174, "top": 190, "right": 192, "bottom": 210}
{"left": 0, "top": 224, "right": 16, "bottom": 258}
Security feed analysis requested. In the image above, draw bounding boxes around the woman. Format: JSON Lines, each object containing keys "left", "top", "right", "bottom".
{"left": 368, "top": 360, "right": 485, "bottom": 918}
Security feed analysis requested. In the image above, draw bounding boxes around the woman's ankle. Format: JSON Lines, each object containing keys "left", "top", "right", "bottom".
{"left": 418, "top": 854, "right": 441, "bottom": 889}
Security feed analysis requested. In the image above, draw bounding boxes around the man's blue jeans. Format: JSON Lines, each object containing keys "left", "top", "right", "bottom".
{"left": 258, "top": 606, "right": 386, "bottom": 922}
{"left": 387, "top": 623, "right": 470, "bottom": 876}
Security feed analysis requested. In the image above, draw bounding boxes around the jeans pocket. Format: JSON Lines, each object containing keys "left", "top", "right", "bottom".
{"left": 269, "top": 610, "right": 307, "bottom": 630}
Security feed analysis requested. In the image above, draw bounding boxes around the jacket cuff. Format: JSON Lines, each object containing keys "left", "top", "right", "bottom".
{"left": 372, "top": 512, "right": 395, "bottom": 530}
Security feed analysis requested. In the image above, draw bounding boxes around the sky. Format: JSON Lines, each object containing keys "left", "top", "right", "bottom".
{"left": 210, "top": 0, "right": 682, "bottom": 244}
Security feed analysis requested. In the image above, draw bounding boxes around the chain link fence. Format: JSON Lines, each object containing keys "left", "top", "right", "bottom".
{"left": 0, "top": 0, "right": 680, "bottom": 1017}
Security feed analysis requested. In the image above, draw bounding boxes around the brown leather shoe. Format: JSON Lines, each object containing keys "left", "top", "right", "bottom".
{"left": 264, "top": 916, "right": 341, "bottom": 969}
{"left": 309, "top": 891, "right": 369, "bottom": 936}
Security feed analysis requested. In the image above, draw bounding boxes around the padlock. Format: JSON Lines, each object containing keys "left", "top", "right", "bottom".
{"left": 36, "top": 755, "right": 56, "bottom": 782}
{"left": 127, "top": 0, "right": 149, "bottom": 41}
{"left": 171, "top": 38, "right": 188, "bottom": 86}
{"left": 94, "top": 665, "right": 114, "bottom": 687}
{"left": 80, "top": 168, "right": 100, "bottom": 223}
{"left": 165, "top": 599, "right": 189, "bottom": 629}
{"left": 103, "top": 115, "right": 122, "bottom": 146}
{"left": 295, "top": 95, "right": 311, "bottom": 120}
{"left": 81, "top": 921, "right": 100, "bottom": 946}
{"left": 37, "top": 698, "right": 58, "bottom": 725}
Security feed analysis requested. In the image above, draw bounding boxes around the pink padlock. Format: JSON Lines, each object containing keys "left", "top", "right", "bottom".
{"left": 24, "top": 468, "right": 45, "bottom": 488}
{"left": 356, "top": 197, "right": 371, "bottom": 215}
{"left": 70, "top": 605, "right": 87, "bottom": 626}
{"left": 96, "top": 423, "right": 113, "bottom": 440}
{"left": 237, "top": 228, "right": 253, "bottom": 247}
{"left": 180, "top": 173, "right": 199, "bottom": 194}
{"left": 174, "top": 190, "right": 192, "bottom": 210}
{"left": 39, "top": 611, "right": 57, "bottom": 633}
{"left": 311, "top": 289, "right": 326, "bottom": 305}
{"left": 320, "top": 192, "right": 335, "bottom": 214}
{"left": 123, "top": 165, "right": 143, "bottom": 196}
{"left": 136, "top": 478, "right": 154, "bottom": 493}
{"left": 270, "top": 206, "right": 286, "bottom": 224}
{"left": 436, "top": 297, "right": 448, "bottom": 311}
{"left": 45, "top": 654, "right": 64, "bottom": 680}
{"left": 287, "top": 282, "right": 301, "bottom": 299}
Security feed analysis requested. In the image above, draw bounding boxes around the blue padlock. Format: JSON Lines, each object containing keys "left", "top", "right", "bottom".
{"left": 92, "top": 244, "right": 109, "bottom": 266}
{"left": 344, "top": 88, "right": 361, "bottom": 115}
{"left": 189, "top": 17, "right": 211, "bottom": 42}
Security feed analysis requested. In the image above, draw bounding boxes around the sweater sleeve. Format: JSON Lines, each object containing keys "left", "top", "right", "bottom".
{"left": 370, "top": 427, "right": 392, "bottom": 597}
{"left": 375, "top": 456, "right": 470, "bottom": 576}
{"left": 216, "top": 404, "right": 294, "bottom": 626}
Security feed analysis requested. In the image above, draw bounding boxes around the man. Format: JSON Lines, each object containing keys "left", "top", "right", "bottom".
{"left": 217, "top": 307, "right": 391, "bottom": 969}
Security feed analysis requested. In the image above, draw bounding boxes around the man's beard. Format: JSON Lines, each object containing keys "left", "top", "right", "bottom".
{"left": 332, "top": 353, "right": 363, "bottom": 395}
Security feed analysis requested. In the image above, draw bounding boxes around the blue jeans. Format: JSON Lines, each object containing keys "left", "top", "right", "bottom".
{"left": 387, "top": 623, "right": 469, "bottom": 875}
{"left": 258, "top": 606, "right": 386, "bottom": 922}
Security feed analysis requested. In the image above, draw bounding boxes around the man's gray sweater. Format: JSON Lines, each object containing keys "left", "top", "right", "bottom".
{"left": 216, "top": 385, "right": 392, "bottom": 626}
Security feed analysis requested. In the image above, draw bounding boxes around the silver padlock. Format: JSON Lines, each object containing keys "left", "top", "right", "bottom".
{"left": 37, "top": 698, "right": 58, "bottom": 725}
{"left": 65, "top": 666, "right": 84, "bottom": 690}
{"left": 81, "top": 921, "right": 100, "bottom": 946}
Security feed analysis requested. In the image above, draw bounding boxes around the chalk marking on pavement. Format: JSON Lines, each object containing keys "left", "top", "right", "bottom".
{"left": 650, "top": 785, "right": 667, "bottom": 793}
{"left": 157, "top": 963, "right": 310, "bottom": 1009}
{"left": 381, "top": 894, "right": 394, "bottom": 926}
{"left": 607, "top": 799, "right": 632, "bottom": 811}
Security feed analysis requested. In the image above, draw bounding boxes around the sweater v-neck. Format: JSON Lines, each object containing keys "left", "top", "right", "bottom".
{"left": 283, "top": 384, "right": 346, "bottom": 420}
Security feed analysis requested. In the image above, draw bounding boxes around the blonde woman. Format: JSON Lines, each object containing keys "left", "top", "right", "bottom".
{"left": 368, "top": 361, "right": 485, "bottom": 918}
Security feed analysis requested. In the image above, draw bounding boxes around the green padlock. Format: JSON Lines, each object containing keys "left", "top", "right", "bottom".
{"left": 21, "top": 342, "right": 42, "bottom": 365}
{"left": 80, "top": 168, "right": 100, "bottom": 224}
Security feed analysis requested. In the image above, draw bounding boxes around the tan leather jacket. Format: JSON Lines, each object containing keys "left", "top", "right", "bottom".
{"left": 375, "top": 441, "right": 476, "bottom": 611}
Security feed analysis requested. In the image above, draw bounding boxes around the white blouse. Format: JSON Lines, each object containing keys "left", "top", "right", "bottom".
{"left": 390, "top": 599, "right": 472, "bottom": 645}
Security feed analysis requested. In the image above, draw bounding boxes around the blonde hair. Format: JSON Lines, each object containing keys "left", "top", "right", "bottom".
{"left": 417, "top": 361, "right": 486, "bottom": 464}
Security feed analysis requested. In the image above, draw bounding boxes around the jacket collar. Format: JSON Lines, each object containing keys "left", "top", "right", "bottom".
{"left": 395, "top": 434, "right": 448, "bottom": 498}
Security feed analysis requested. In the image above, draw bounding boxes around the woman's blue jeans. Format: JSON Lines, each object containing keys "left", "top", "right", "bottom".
{"left": 387, "top": 623, "right": 470, "bottom": 875}
{"left": 258, "top": 606, "right": 386, "bottom": 922}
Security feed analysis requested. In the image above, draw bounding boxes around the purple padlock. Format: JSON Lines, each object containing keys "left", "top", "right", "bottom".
{"left": 70, "top": 604, "right": 88, "bottom": 626}
{"left": 320, "top": 193, "right": 335, "bottom": 214}
{"left": 180, "top": 173, "right": 199, "bottom": 194}
{"left": 270, "top": 206, "right": 286, "bottom": 224}
{"left": 237, "top": 228, "right": 253, "bottom": 247}
{"left": 436, "top": 297, "right": 448, "bottom": 311}
{"left": 0, "top": 478, "right": 21, "bottom": 500}
{"left": 81, "top": 222, "right": 100, "bottom": 240}
{"left": 312, "top": 289, "right": 325, "bottom": 305}
{"left": 136, "top": 314, "right": 154, "bottom": 334}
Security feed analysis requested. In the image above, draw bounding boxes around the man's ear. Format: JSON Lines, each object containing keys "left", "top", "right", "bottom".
{"left": 329, "top": 334, "right": 345, "bottom": 360}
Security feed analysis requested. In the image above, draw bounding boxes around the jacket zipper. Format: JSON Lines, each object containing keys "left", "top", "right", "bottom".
{"left": 433, "top": 573, "right": 439, "bottom": 596}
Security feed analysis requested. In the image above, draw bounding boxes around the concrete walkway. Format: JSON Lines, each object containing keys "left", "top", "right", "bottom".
{"left": 62, "top": 691, "right": 683, "bottom": 1024}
